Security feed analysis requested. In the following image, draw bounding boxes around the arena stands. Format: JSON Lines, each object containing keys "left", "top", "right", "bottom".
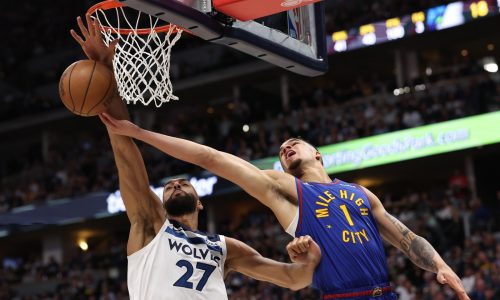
{"left": 1, "top": 184, "right": 499, "bottom": 299}
{"left": 1, "top": 66, "right": 499, "bottom": 212}
{"left": 323, "top": 0, "right": 458, "bottom": 33}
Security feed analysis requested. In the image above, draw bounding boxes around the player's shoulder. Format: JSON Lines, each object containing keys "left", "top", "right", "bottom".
{"left": 223, "top": 237, "right": 257, "bottom": 260}
{"left": 333, "top": 179, "right": 367, "bottom": 192}
{"left": 263, "top": 169, "right": 294, "bottom": 180}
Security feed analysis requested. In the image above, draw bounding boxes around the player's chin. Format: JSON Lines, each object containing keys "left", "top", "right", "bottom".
{"left": 287, "top": 158, "right": 302, "bottom": 170}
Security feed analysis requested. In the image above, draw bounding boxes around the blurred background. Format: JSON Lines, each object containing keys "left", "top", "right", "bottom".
{"left": 0, "top": 0, "right": 499, "bottom": 299}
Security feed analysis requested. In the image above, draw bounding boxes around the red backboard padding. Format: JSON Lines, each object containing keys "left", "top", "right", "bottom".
{"left": 213, "top": 0, "right": 322, "bottom": 21}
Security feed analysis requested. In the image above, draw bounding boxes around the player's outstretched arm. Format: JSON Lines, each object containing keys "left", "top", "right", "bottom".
{"left": 224, "top": 236, "right": 321, "bottom": 291}
{"left": 103, "top": 100, "right": 165, "bottom": 237}
{"left": 71, "top": 16, "right": 165, "bottom": 255}
{"left": 363, "top": 187, "right": 470, "bottom": 300}
{"left": 98, "top": 112, "right": 298, "bottom": 229}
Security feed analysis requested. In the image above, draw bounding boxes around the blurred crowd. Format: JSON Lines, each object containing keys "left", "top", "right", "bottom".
{"left": 0, "top": 0, "right": 467, "bottom": 121}
{"left": 1, "top": 67, "right": 499, "bottom": 213}
{"left": 0, "top": 237, "right": 129, "bottom": 300}
{"left": 1, "top": 182, "right": 499, "bottom": 299}
{"left": 0, "top": 0, "right": 90, "bottom": 120}
{"left": 324, "top": 0, "right": 456, "bottom": 33}
{"left": 380, "top": 182, "right": 500, "bottom": 300}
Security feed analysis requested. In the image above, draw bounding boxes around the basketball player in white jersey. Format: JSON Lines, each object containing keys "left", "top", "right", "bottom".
{"left": 71, "top": 16, "right": 321, "bottom": 299}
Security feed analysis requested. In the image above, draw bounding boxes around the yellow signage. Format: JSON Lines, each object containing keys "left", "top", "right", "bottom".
{"left": 411, "top": 11, "right": 425, "bottom": 23}
{"left": 332, "top": 31, "right": 348, "bottom": 41}
{"left": 386, "top": 18, "right": 401, "bottom": 28}
{"left": 359, "top": 24, "right": 375, "bottom": 35}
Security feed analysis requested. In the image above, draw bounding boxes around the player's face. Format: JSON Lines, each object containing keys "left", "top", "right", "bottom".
{"left": 279, "top": 139, "right": 319, "bottom": 172}
{"left": 162, "top": 179, "right": 201, "bottom": 216}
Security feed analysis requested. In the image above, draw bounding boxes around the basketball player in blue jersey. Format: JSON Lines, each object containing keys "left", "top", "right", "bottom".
{"left": 83, "top": 10, "right": 467, "bottom": 300}
{"left": 71, "top": 16, "right": 322, "bottom": 299}
{"left": 99, "top": 116, "right": 471, "bottom": 299}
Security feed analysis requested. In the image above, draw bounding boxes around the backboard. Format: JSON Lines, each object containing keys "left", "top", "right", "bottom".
{"left": 114, "top": 0, "right": 328, "bottom": 76}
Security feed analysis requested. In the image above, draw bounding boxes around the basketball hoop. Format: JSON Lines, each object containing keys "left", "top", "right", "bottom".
{"left": 87, "top": 0, "right": 185, "bottom": 107}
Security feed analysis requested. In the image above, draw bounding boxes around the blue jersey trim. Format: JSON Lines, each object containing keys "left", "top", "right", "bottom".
{"left": 166, "top": 221, "right": 223, "bottom": 254}
{"left": 352, "top": 184, "right": 373, "bottom": 211}
{"left": 322, "top": 281, "right": 392, "bottom": 295}
{"left": 169, "top": 219, "right": 221, "bottom": 242}
{"left": 295, "top": 178, "right": 304, "bottom": 235}
{"left": 307, "top": 178, "right": 340, "bottom": 185}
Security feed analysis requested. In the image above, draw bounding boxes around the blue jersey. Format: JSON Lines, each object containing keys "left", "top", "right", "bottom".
{"left": 294, "top": 178, "right": 391, "bottom": 294}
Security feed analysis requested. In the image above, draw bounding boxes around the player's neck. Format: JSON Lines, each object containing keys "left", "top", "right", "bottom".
{"left": 171, "top": 214, "right": 199, "bottom": 231}
{"left": 298, "top": 165, "right": 332, "bottom": 183}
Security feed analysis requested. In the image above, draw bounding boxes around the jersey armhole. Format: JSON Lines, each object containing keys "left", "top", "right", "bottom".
{"left": 127, "top": 218, "right": 170, "bottom": 260}
{"left": 353, "top": 184, "right": 373, "bottom": 210}
{"left": 285, "top": 209, "right": 299, "bottom": 237}
{"left": 219, "top": 235, "right": 227, "bottom": 276}
{"left": 294, "top": 178, "right": 304, "bottom": 235}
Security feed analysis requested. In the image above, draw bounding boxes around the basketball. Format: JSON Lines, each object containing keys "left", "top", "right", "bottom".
{"left": 59, "top": 60, "right": 115, "bottom": 116}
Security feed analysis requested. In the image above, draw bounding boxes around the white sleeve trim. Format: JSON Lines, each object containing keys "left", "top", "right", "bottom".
{"left": 285, "top": 209, "right": 299, "bottom": 237}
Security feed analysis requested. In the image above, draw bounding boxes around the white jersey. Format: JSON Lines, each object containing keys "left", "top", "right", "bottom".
{"left": 128, "top": 219, "right": 228, "bottom": 300}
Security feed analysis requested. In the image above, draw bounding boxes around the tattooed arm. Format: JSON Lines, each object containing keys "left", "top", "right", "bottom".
{"left": 361, "top": 187, "right": 470, "bottom": 300}
{"left": 381, "top": 211, "right": 438, "bottom": 271}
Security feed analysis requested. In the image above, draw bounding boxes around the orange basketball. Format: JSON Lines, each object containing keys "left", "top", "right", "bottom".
{"left": 59, "top": 60, "right": 116, "bottom": 116}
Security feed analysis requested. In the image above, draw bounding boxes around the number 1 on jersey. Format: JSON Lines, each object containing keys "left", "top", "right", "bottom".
{"left": 340, "top": 204, "right": 354, "bottom": 226}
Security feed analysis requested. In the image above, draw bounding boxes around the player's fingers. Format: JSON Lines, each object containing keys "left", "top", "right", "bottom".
{"left": 287, "top": 240, "right": 297, "bottom": 250}
{"left": 98, "top": 114, "right": 109, "bottom": 125}
{"left": 92, "top": 19, "right": 102, "bottom": 39}
{"left": 305, "top": 235, "right": 312, "bottom": 246}
{"left": 297, "top": 237, "right": 309, "bottom": 252}
{"left": 303, "top": 235, "right": 312, "bottom": 246}
{"left": 86, "top": 14, "right": 95, "bottom": 36}
{"left": 461, "top": 292, "right": 471, "bottom": 300}
{"left": 290, "top": 239, "right": 303, "bottom": 252}
{"left": 454, "top": 279, "right": 468, "bottom": 296}
{"left": 450, "top": 281, "right": 468, "bottom": 300}
{"left": 289, "top": 238, "right": 301, "bottom": 252}
{"left": 102, "top": 112, "right": 113, "bottom": 121}
{"left": 100, "top": 113, "right": 114, "bottom": 126}
{"left": 110, "top": 39, "right": 119, "bottom": 51}
{"left": 99, "top": 113, "right": 111, "bottom": 125}
{"left": 70, "top": 30, "right": 85, "bottom": 46}
{"left": 77, "top": 16, "right": 90, "bottom": 39}
{"left": 457, "top": 291, "right": 470, "bottom": 300}
{"left": 286, "top": 242, "right": 299, "bottom": 257}
{"left": 447, "top": 276, "right": 467, "bottom": 298}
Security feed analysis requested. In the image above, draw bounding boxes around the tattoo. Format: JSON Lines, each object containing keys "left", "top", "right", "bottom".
{"left": 409, "top": 236, "right": 437, "bottom": 272}
{"left": 384, "top": 212, "right": 437, "bottom": 272}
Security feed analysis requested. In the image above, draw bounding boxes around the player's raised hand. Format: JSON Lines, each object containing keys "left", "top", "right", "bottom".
{"left": 99, "top": 112, "right": 140, "bottom": 137}
{"left": 286, "top": 235, "right": 321, "bottom": 265}
{"left": 70, "top": 15, "right": 118, "bottom": 68}
{"left": 436, "top": 267, "right": 470, "bottom": 300}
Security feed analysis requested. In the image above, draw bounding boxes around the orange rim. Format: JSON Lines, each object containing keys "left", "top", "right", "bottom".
{"left": 87, "top": 0, "right": 186, "bottom": 35}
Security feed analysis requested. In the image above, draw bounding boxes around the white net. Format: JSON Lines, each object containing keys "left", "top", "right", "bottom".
{"left": 92, "top": 7, "right": 183, "bottom": 107}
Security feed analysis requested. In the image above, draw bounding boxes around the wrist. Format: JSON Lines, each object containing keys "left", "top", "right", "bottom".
{"left": 105, "top": 60, "right": 114, "bottom": 69}
{"left": 436, "top": 260, "right": 449, "bottom": 272}
{"left": 131, "top": 126, "right": 144, "bottom": 139}
{"left": 103, "top": 61, "right": 113, "bottom": 70}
